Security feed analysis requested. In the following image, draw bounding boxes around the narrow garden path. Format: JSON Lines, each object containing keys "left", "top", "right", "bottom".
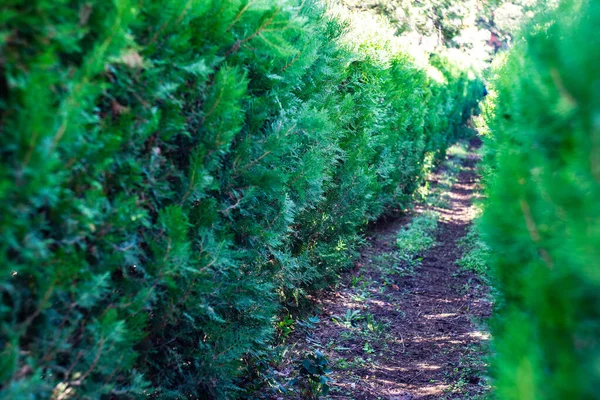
{"left": 281, "top": 139, "right": 492, "bottom": 399}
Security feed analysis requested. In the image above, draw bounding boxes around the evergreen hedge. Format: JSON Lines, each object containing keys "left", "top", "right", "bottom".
{"left": 0, "top": 0, "right": 481, "bottom": 397}
{"left": 481, "top": 1, "right": 600, "bottom": 398}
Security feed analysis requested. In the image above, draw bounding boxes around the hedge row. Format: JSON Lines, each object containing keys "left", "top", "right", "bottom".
{"left": 480, "top": 1, "right": 600, "bottom": 398}
{"left": 0, "top": 0, "right": 482, "bottom": 397}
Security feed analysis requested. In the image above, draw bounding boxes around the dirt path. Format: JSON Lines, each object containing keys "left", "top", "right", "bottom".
{"left": 280, "top": 139, "right": 492, "bottom": 399}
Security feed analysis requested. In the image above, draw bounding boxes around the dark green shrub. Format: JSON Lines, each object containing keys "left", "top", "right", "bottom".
{"left": 480, "top": 1, "right": 600, "bottom": 398}
{"left": 0, "top": 0, "right": 481, "bottom": 397}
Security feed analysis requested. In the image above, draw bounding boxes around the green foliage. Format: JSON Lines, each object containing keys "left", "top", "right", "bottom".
{"left": 364, "top": 313, "right": 389, "bottom": 337}
{"left": 457, "top": 228, "right": 490, "bottom": 277}
{"left": 333, "top": 309, "right": 363, "bottom": 328}
{"left": 0, "top": 0, "right": 481, "bottom": 397}
{"left": 277, "top": 315, "right": 295, "bottom": 340}
{"left": 397, "top": 212, "right": 439, "bottom": 257}
{"left": 291, "top": 350, "right": 332, "bottom": 398}
{"left": 480, "top": 1, "right": 600, "bottom": 398}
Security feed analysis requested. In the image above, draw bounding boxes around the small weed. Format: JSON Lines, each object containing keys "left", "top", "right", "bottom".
{"left": 291, "top": 351, "right": 333, "bottom": 399}
{"left": 297, "top": 316, "right": 320, "bottom": 331}
{"left": 397, "top": 212, "right": 439, "bottom": 258}
{"left": 375, "top": 250, "right": 420, "bottom": 283}
{"left": 349, "top": 275, "right": 362, "bottom": 288}
{"left": 456, "top": 228, "right": 490, "bottom": 278}
{"left": 340, "top": 330, "right": 354, "bottom": 341}
{"left": 277, "top": 314, "right": 294, "bottom": 340}
{"left": 336, "top": 358, "right": 350, "bottom": 370}
{"left": 347, "top": 356, "right": 367, "bottom": 369}
{"left": 351, "top": 291, "right": 370, "bottom": 303}
{"left": 364, "top": 313, "right": 389, "bottom": 337}
{"left": 333, "top": 309, "right": 362, "bottom": 328}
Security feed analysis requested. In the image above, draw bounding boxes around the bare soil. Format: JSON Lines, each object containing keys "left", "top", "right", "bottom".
{"left": 278, "top": 139, "right": 492, "bottom": 399}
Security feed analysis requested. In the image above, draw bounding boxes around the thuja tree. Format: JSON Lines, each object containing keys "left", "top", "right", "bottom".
{"left": 480, "top": 1, "right": 600, "bottom": 398}
{"left": 0, "top": 0, "right": 481, "bottom": 398}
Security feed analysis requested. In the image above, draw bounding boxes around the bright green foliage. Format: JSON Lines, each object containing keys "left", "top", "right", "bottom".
{"left": 480, "top": 1, "right": 600, "bottom": 398}
{"left": 0, "top": 0, "right": 481, "bottom": 397}
{"left": 457, "top": 227, "right": 490, "bottom": 277}
{"left": 397, "top": 212, "right": 439, "bottom": 257}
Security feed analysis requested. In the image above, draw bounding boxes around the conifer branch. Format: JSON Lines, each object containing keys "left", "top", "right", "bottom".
{"left": 163, "top": 238, "right": 172, "bottom": 263}
{"left": 225, "top": 8, "right": 281, "bottom": 56}
{"left": 201, "top": 88, "right": 224, "bottom": 125}
{"left": 41, "top": 306, "right": 75, "bottom": 363}
{"left": 101, "top": 354, "right": 124, "bottom": 389}
{"left": 18, "top": 282, "right": 55, "bottom": 332}
{"left": 226, "top": 1, "right": 257, "bottom": 32}
{"left": 64, "top": 350, "right": 85, "bottom": 379}
{"left": 72, "top": 337, "right": 105, "bottom": 385}
{"left": 520, "top": 198, "right": 554, "bottom": 269}
{"left": 21, "top": 130, "right": 39, "bottom": 172}
{"left": 281, "top": 52, "right": 302, "bottom": 73}
{"left": 219, "top": 196, "right": 243, "bottom": 214}
{"left": 234, "top": 151, "right": 271, "bottom": 173}
{"left": 49, "top": 4, "right": 125, "bottom": 152}
{"left": 147, "top": 0, "right": 194, "bottom": 46}
{"left": 550, "top": 68, "right": 577, "bottom": 107}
